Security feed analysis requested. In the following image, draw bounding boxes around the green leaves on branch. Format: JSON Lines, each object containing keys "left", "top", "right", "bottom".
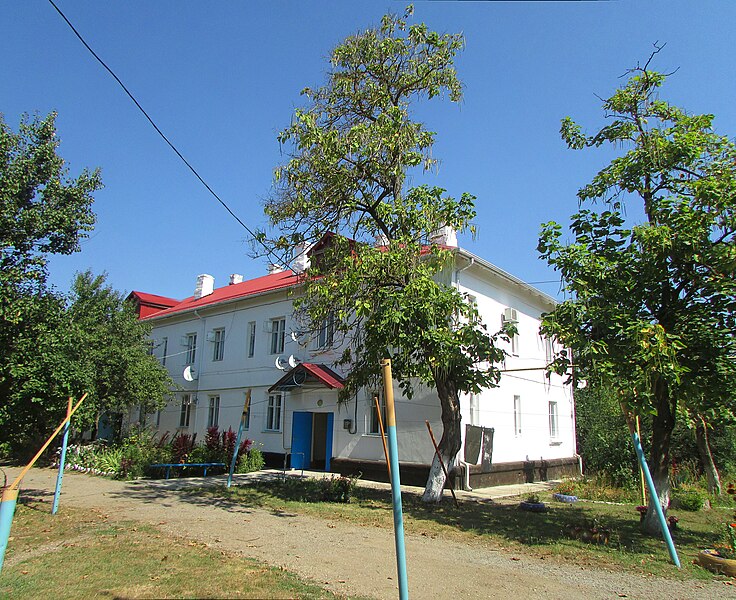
{"left": 540, "top": 64, "right": 736, "bottom": 422}
{"left": 262, "top": 8, "right": 508, "bottom": 411}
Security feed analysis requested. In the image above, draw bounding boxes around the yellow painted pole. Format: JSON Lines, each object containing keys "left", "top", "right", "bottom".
{"left": 374, "top": 395, "right": 391, "bottom": 479}
{"left": 635, "top": 416, "right": 647, "bottom": 505}
{"left": 10, "top": 393, "right": 88, "bottom": 490}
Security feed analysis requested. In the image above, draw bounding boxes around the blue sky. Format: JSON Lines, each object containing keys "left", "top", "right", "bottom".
{"left": 3, "top": 1, "right": 735, "bottom": 300}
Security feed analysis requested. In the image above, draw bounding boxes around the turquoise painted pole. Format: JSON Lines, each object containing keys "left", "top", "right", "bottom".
{"left": 0, "top": 487, "right": 19, "bottom": 574}
{"left": 631, "top": 431, "right": 681, "bottom": 568}
{"left": 52, "top": 397, "right": 73, "bottom": 515}
{"left": 227, "top": 391, "right": 251, "bottom": 488}
{"left": 381, "top": 359, "right": 409, "bottom": 600}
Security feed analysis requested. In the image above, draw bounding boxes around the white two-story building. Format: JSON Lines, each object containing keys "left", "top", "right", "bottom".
{"left": 129, "top": 238, "right": 579, "bottom": 488}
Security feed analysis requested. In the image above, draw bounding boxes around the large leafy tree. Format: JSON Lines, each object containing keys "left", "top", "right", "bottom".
{"left": 539, "top": 55, "right": 736, "bottom": 532}
{"left": 65, "top": 270, "right": 173, "bottom": 435}
{"left": 262, "top": 8, "right": 509, "bottom": 501}
{"left": 0, "top": 111, "right": 101, "bottom": 453}
{"left": 0, "top": 113, "right": 171, "bottom": 453}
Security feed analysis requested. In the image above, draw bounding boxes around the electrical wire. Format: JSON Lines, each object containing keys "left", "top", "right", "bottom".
{"left": 46, "top": 0, "right": 281, "bottom": 263}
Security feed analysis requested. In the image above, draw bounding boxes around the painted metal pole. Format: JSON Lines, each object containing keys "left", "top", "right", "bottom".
{"left": 9, "top": 393, "right": 88, "bottom": 490}
{"left": 635, "top": 416, "right": 647, "bottom": 505}
{"left": 630, "top": 431, "right": 681, "bottom": 568}
{"left": 374, "top": 395, "right": 391, "bottom": 479}
{"left": 381, "top": 359, "right": 409, "bottom": 600}
{"left": 0, "top": 393, "right": 88, "bottom": 575}
{"left": 0, "top": 487, "right": 19, "bottom": 574}
{"left": 52, "top": 397, "right": 73, "bottom": 515}
{"left": 424, "top": 421, "right": 459, "bottom": 508}
{"left": 227, "top": 390, "right": 251, "bottom": 488}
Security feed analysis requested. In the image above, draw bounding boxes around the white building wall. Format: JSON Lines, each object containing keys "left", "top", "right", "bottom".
{"left": 456, "top": 265, "right": 575, "bottom": 465}
{"left": 141, "top": 257, "right": 575, "bottom": 471}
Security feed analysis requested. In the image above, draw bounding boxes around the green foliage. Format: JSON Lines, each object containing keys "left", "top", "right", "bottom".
{"left": 553, "top": 480, "right": 577, "bottom": 496}
{"left": 318, "top": 474, "right": 359, "bottom": 503}
{"left": 0, "top": 112, "right": 99, "bottom": 289}
{"left": 0, "top": 113, "right": 171, "bottom": 454}
{"left": 573, "top": 475, "right": 641, "bottom": 504}
{"left": 575, "top": 384, "right": 639, "bottom": 488}
{"left": 262, "top": 9, "right": 509, "bottom": 496}
{"left": 539, "top": 57, "right": 736, "bottom": 514}
{"left": 671, "top": 486, "right": 708, "bottom": 511}
{"left": 236, "top": 447, "right": 265, "bottom": 474}
{"left": 252, "top": 475, "right": 359, "bottom": 503}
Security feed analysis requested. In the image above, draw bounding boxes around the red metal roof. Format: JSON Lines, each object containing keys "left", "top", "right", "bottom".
{"left": 140, "top": 270, "right": 300, "bottom": 320}
{"left": 269, "top": 362, "right": 345, "bottom": 392}
{"left": 128, "top": 291, "right": 179, "bottom": 307}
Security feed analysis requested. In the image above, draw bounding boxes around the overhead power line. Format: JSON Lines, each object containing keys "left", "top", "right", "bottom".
{"left": 47, "top": 0, "right": 276, "bottom": 259}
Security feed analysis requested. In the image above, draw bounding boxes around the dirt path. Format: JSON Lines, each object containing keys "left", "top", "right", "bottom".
{"left": 6, "top": 468, "right": 734, "bottom": 599}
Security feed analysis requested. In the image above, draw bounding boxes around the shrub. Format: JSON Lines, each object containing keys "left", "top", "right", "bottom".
{"left": 236, "top": 447, "right": 264, "bottom": 474}
{"left": 573, "top": 474, "right": 640, "bottom": 503}
{"left": 318, "top": 474, "right": 359, "bottom": 503}
{"left": 671, "top": 486, "right": 707, "bottom": 511}
{"left": 171, "top": 432, "right": 195, "bottom": 464}
{"left": 554, "top": 479, "right": 577, "bottom": 496}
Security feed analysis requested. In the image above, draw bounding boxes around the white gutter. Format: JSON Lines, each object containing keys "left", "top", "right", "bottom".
{"left": 456, "top": 248, "right": 558, "bottom": 308}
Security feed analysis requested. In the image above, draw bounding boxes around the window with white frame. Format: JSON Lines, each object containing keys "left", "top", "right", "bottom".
{"left": 161, "top": 337, "right": 168, "bottom": 366}
{"left": 549, "top": 400, "right": 559, "bottom": 439}
{"left": 502, "top": 309, "right": 519, "bottom": 357}
{"left": 185, "top": 333, "right": 197, "bottom": 365}
{"left": 368, "top": 393, "right": 386, "bottom": 434}
{"left": 208, "top": 395, "right": 220, "bottom": 428}
{"left": 270, "top": 318, "right": 286, "bottom": 354}
{"left": 317, "top": 313, "right": 335, "bottom": 349}
{"left": 212, "top": 328, "right": 225, "bottom": 361}
{"left": 265, "top": 393, "right": 282, "bottom": 431}
{"left": 469, "top": 393, "right": 479, "bottom": 426}
{"left": 544, "top": 335, "right": 554, "bottom": 364}
{"left": 179, "top": 394, "right": 192, "bottom": 427}
{"left": 513, "top": 395, "right": 522, "bottom": 437}
{"left": 247, "top": 321, "right": 256, "bottom": 358}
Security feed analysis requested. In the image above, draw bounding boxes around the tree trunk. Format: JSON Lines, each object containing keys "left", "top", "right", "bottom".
{"left": 642, "top": 380, "right": 676, "bottom": 534}
{"left": 422, "top": 371, "right": 462, "bottom": 503}
{"left": 695, "top": 414, "right": 721, "bottom": 496}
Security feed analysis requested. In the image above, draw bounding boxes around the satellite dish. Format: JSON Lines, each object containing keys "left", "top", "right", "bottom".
{"left": 291, "top": 330, "right": 308, "bottom": 345}
{"left": 183, "top": 365, "right": 198, "bottom": 381}
{"left": 576, "top": 379, "right": 588, "bottom": 389}
{"left": 275, "top": 356, "right": 288, "bottom": 371}
{"left": 288, "top": 354, "right": 301, "bottom": 369}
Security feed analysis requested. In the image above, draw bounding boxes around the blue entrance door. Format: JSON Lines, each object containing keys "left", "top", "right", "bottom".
{"left": 291, "top": 411, "right": 312, "bottom": 470}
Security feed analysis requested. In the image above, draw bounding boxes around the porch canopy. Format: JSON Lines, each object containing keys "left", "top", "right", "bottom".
{"left": 268, "top": 362, "right": 345, "bottom": 392}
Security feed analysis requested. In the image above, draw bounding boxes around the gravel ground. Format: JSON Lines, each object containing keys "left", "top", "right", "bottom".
{"left": 5, "top": 467, "right": 735, "bottom": 599}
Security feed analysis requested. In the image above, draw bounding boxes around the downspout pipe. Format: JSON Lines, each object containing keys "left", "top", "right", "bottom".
{"left": 193, "top": 309, "right": 206, "bottom": 431}
{"left": 455, "top": 254, "right": 475, "bottom": 491}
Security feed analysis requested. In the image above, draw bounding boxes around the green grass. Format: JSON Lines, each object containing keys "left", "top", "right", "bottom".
{"left": 196, "top": 479, "right": 736, "bottom": 580}
{"left": 1, "top": 499, "right": 351, "bottom": 599}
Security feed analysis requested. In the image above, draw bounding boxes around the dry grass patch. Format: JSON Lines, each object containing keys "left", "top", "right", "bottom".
{"left": 2, "top": 498, "right": 350, "bottom": 599}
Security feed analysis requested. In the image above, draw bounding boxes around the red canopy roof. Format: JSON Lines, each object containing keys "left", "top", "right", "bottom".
{"left": 269, "top": 362, "right": 345, "bottom": 392}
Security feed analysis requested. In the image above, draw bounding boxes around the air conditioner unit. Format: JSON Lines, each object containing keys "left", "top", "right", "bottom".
{"left": 206, "top": 332, "right": 217, "bottom": 342}
{"left": 263, "top": 321, "right": 275, "bottom": 333}
{"left": 503, "top": 308, "right": 518, "bottom": 323}
{"left": 180, "top": 336, "right": 190, "bottom": 346}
